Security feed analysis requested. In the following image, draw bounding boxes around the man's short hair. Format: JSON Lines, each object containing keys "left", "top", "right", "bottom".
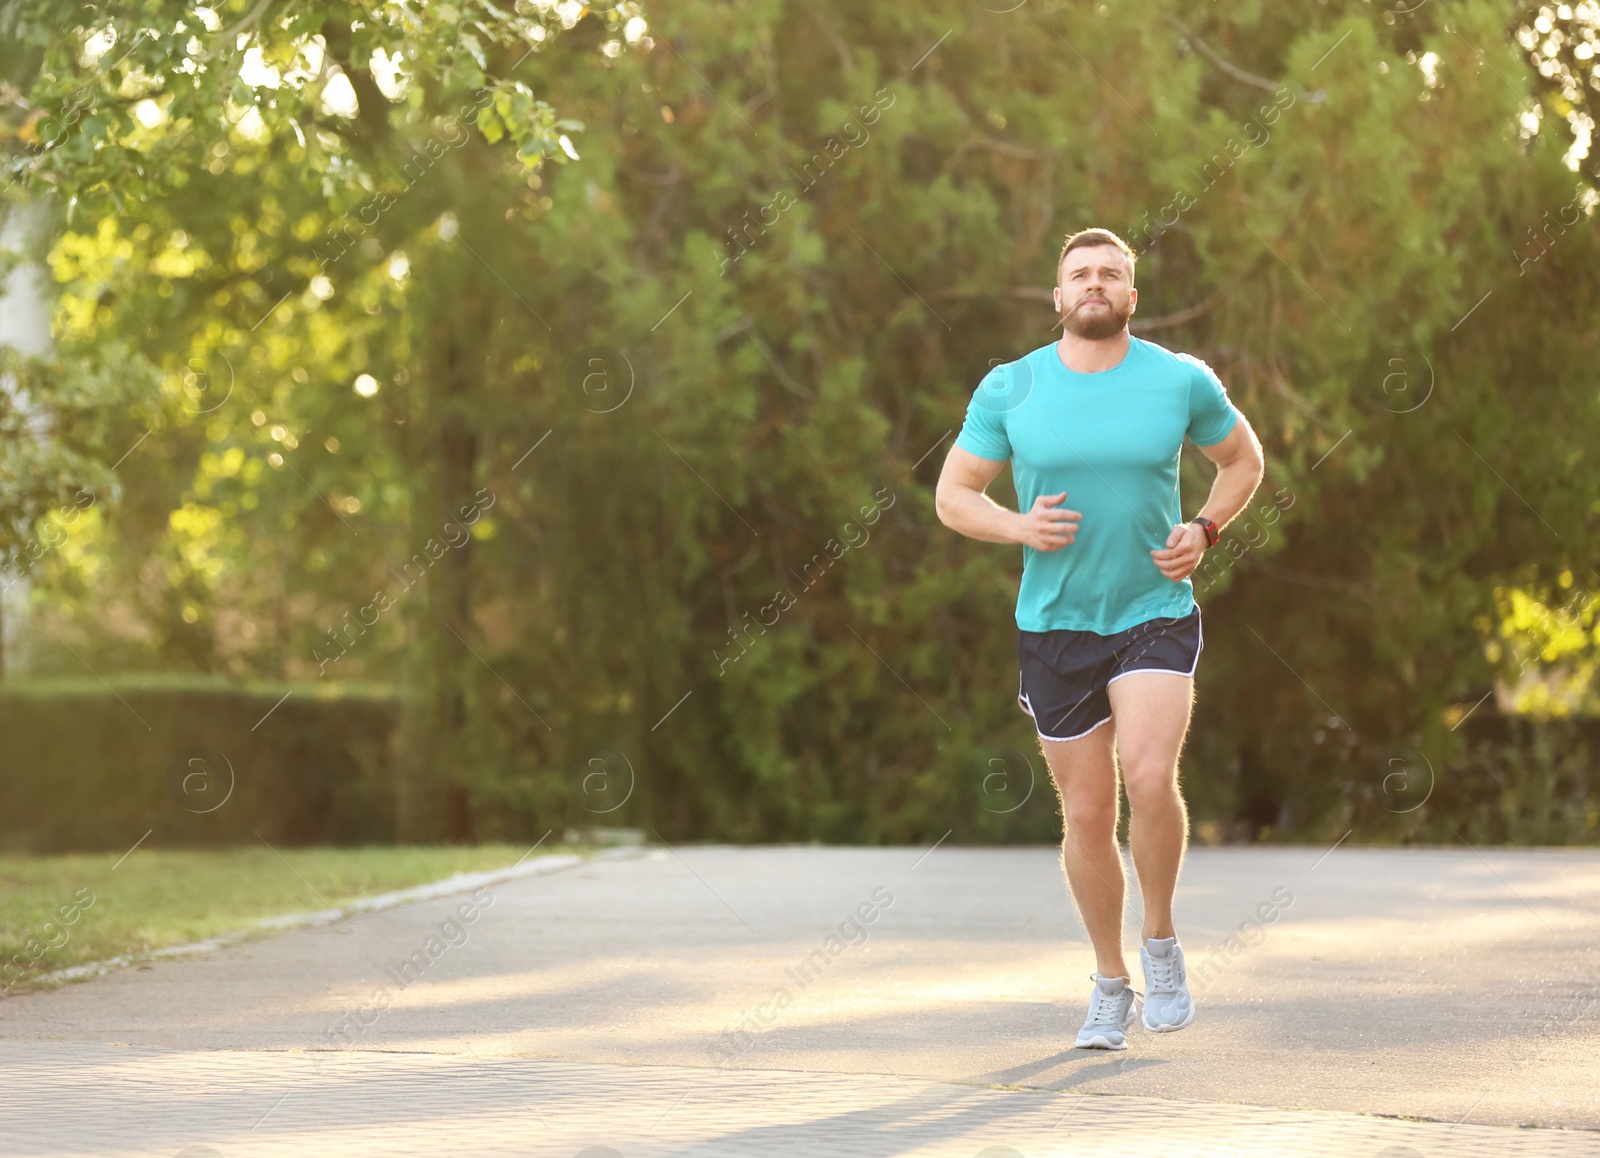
{"left": 1058, "top": 228, "right": 1136, "bottom": 283}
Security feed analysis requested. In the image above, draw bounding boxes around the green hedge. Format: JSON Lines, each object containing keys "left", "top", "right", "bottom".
{"left": 1, "top": 677, "right": 1595, "bottom": 852}
{"left": 0, "top": 677, "right": 401, "bottom": 854}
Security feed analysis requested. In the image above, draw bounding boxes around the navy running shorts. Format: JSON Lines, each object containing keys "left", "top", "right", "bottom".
{"left": 1017, "top": 605, "right": 1203, "bottom": 742}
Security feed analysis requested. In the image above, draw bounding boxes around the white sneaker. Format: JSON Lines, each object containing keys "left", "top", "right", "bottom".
{"left": 1140, "top": 936, "right": 1195, "bottom": 1032}
{"left": 1075, "top": 973, "right": 1138, "bottom": 1050}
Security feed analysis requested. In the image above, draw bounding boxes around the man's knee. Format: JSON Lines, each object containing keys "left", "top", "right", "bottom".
{"left": 1122, "top": 766, "right": 1180, "bottom": 814}
{"left": 1064, "top": 795, "right": 1118, "bottom": 840}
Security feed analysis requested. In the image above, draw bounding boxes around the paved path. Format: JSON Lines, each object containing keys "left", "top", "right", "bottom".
{"left": 3, "top": 845, "right": 1598, "bottom": 1156}
{"left": 5, "top": 1041, "right": 1599, "bottom": 1157}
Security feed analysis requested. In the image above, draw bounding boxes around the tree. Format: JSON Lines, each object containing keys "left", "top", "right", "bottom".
{"left": 2, "top": 0, "right": 599, "bottom": 835}
{"left": 5, "top": 1, "right": 1596, "bottom": 846}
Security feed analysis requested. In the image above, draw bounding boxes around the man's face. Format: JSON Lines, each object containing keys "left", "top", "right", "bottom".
{"left": 1054, "top": 245, "right": 1136, "bottom": 340}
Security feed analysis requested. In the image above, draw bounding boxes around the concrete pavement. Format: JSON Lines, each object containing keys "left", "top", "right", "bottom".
{"left": 6, "top": 1040, "right": 1599, "bottom": 1157}
{"left": 3, "top": 844, "right": 1598, "bottom": 1155}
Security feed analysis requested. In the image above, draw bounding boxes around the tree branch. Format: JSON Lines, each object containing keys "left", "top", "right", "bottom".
{"left": 953, "top": 136, "right": 1058, "bottom": 162}
{"left": 198, "top": 0, "right": 277, "bottom": 63}
{"left": 1131, "top": 287, "right": 1228, "bottom": 332}
{"left": 806, "top": 8, "right": 855, "bottom": 75}
{"left": 714, "top": 315, "right": 812, "bottom": 397}
{"left": 1172, "top": 22, "right": 1327, "bottom": 105}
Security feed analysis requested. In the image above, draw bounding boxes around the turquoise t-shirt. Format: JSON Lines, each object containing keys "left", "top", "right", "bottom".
{"left": 954, "top": 336, "right": 1240, "bottom": 635}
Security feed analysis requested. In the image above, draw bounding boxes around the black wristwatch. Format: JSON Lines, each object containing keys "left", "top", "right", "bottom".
{"left": 1190, "top": 516, "right": 1219, "bottom": 549}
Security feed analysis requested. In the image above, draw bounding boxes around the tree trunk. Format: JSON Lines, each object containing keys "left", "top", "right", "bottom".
{"left": 413, "top": 262, "right": 486, "bottom": 845}
{"left": 434, "top": 408, "right": 478, "bottom": 844}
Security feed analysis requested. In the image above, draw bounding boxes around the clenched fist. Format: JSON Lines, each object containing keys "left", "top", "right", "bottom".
{"left": 1015, "top": 492, "right": 1082, "bottom": 552}
{"left": 1151, "top": 521, "right": 1208, "bottom": 581}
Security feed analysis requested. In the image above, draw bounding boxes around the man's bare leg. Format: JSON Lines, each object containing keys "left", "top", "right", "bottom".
{"left": 1107, "top": 672, "right": 1195, "bottom": 942}
{"left": 1039, "top": 721, "right": 1128, "bottom": 979}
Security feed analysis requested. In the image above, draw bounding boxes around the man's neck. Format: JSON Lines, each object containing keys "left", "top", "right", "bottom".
{"left": 1055, "top": 330, "right": 1131, "bottom": 374}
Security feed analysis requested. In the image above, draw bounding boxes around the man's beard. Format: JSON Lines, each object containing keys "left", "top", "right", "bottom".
{"left": 1059, "top": 295, "right": 1131, "bottom": 340}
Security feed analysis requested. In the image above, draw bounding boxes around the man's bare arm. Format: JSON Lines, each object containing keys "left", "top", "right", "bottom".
{"left": 935, "top": 445, "right": 1083, "bottom": 552}
{"left": 1150, "top": 415, "right": 1266, "bottom": 581}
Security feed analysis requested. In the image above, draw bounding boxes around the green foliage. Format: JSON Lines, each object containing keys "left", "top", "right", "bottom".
{"left": 0, "top": 677, "right": 400, "bottom": 852}
{"left": 1419, "top": 716, "right": 1600, "bottom": 844}
{"left": 0, "top": 341, "right": 156, "bottom": 559}
{"left": 1, "top": 2, "right": 1596, "bottom": 845}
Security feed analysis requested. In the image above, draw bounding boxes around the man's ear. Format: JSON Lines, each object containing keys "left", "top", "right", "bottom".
{"left": 1128, "top": 286, "right": 1137, "bottom": 315}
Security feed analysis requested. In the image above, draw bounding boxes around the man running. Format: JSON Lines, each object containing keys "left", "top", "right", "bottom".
{"left": 934, "top": 228, "right": 1265, "bottom": 1049}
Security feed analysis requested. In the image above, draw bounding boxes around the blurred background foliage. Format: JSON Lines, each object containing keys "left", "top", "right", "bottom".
{"left": 0, "top": 0, "right": 1596, "bottom": 851}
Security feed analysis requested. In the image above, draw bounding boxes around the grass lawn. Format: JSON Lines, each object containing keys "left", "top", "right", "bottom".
{"left": 0, "top": 842, "right": 569, "bottom": 993}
